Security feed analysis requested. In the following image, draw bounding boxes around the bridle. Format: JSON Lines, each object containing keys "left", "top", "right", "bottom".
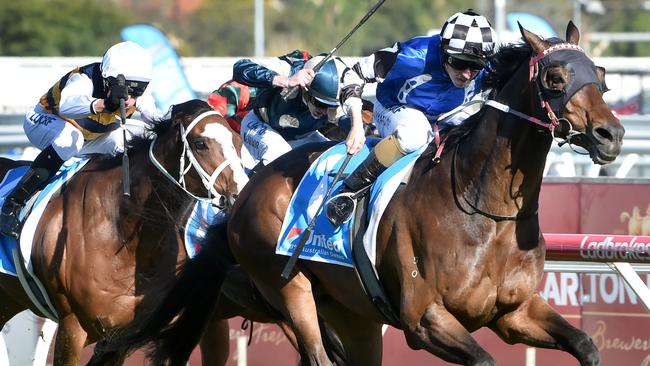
{"left": 486, "top": 42, "right": 601, "bottom": 151}
{"left": 149, "top": 110, "right": 238, "bottom": 209}
{"left": 452, "top": 42, "right": 603, "bottom": 221}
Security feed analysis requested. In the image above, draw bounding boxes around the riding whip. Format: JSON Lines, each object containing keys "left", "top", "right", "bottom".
{"left": 281, "top": 153, "right": 354, "bottom": 279}
{"left": 117, "top": 74, "right": 131, "bottom": 197}
{"left": 280, "top": 0, "right": 387, "bottom": 101}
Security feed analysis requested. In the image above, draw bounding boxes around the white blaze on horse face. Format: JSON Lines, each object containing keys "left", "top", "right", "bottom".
{"left": 201, "top": 123, "right": 249, "bottom": 193}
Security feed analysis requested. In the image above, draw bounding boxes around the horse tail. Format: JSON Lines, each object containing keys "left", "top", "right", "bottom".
{"left": 320, "top": 317, "right": 346, "bottom": 365}
{"left": 87, "top": 221, "right": 234, "bottom": 366}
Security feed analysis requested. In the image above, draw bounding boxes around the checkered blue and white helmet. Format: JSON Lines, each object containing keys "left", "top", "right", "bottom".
{"left": 440, "top": 10, "right": 495, "bottom": 61}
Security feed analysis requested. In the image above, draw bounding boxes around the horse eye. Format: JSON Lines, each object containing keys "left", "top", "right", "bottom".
{"left": 550, "top": 75, "right": 565, "bottom": 85}
{"left": 193, "top": 139, "right": 208, "bottom": 150}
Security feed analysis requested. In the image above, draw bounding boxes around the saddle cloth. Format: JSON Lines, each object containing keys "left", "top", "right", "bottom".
{"left": 0, "top": 158, "right": 89, "bottom": 277}
{"left": 183, "top": 199, "right": 229, "bottom": 258}
{"left": 276, "top": 141, "right": 425, "bottom": 267}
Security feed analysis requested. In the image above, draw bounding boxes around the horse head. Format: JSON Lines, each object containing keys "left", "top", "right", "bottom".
{"left": 520, "top": 21, "right": 624, "bottom": 164}
{"left": 157, "top": 99, "right": 248, "bottom": 210}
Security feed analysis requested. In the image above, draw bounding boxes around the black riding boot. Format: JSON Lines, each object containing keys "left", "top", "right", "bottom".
{"left": 0, "top": 146, "right": 64, "bottom": 238}
{"left": 326, "top": 152, "right": 387, "bottom": 226}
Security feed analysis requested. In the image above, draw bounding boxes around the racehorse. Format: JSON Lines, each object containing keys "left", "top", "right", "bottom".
{"left": 90, "top": 22, "right": 624, "bottom": 365}
{"left": 0, "top": 99, "right": 248, "bottom": 365}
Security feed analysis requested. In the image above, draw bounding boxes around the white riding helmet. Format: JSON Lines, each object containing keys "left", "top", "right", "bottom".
{"left": 100, "top": 41, "right": 153, "bottom": 82}
{"left": 440, "top": 10, "right": 495, "bottom": 61}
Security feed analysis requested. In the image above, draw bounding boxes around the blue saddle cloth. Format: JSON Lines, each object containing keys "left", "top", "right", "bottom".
{"left": 0, "top": 158, "right": 88, "bottom": 276}
{"left": 183, "top": 199, "right": 229, "bottom": 258}
{"left": 276, "top": 141, "right": 425, "bottom": 267}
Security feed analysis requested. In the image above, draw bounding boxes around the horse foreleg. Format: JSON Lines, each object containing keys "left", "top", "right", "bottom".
{"left": 317, "top": 299, "right": 383, "bottom": 366}
{"left": 405, "top": 303, "right": 496, "bottom": 366}
{"left": 52, "top": 315, "right": 86, "bottom": 366}
{"left": 199, "top": 315, "right": 230, "bottom": 366}
{"left": 259, "top": 272, "right": 332, "bottom": 366}
{"left": 490, "top": 294, "right": 600, "bottom": 366}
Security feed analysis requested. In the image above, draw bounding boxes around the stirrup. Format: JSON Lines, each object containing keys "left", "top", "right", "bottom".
{"left": 0, "top": 202, "right": 22, "bottom": 239}
{"left": 326, "top": 192, "right": 357, "bottom": 227}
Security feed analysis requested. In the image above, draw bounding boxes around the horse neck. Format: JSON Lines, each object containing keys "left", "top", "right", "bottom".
{"left": 455, "top": 63, "right": 552, "bottom": 217}
{"left": 123, "top": 130, "right": 194, "bottom": 237}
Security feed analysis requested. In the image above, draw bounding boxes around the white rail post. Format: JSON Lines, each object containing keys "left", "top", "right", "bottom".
{"left": 608, "top": 262, "right": 650, "bottom": 312}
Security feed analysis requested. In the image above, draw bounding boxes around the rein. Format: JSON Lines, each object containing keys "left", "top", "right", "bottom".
{"left": 149, "top": 110, "right": 236, "bottom": 208}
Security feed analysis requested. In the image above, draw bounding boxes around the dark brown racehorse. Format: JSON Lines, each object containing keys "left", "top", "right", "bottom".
{"left": 0, "top": 99, "right": 248, "bottom": 365}
{"left": 90, "top": 23, "right": 625, "bottom": 366}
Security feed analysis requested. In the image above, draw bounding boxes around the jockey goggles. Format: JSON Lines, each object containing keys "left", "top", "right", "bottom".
{"left": 307, "top": 92, "right": 333, "bottom": 109}
{"left": 125, "top": 80, "right": 149, "bottom": 97}
{"left": 446, "top": 54, "right": 485, "bottom": 71}
{"left": 106, "top": 77, "right": 149, "bottom": 97}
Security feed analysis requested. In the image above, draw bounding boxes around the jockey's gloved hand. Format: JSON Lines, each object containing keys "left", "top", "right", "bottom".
{"left": 104, "top": 79, "right": 129, "bottom": 112}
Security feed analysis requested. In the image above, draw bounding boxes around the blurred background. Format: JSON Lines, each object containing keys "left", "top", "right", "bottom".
{"left": 3, "top": 0, "right": 650, "bottom": 178}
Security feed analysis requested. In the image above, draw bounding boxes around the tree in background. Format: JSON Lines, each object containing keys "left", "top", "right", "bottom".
{"left": 0, "top": 0, "right": 132, "bottom": 56}
{"left": 5, "top": 0, "right": 650, "bottom": 57}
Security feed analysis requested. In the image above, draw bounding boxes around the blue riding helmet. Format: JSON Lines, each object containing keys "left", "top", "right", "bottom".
{"left": 304, "top": 57, "right": 340, "bottom": 107}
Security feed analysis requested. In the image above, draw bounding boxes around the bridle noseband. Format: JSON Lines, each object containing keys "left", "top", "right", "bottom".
{"left": 149, "top": 110, "right": 238, "bottom": 209}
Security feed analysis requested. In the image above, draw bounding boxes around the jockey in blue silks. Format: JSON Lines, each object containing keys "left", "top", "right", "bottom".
{"left": 327, "top": 9, "right": 497, "bottom": 225}
{"left": 233, "top": 51, "right": 366, "bottom": 167}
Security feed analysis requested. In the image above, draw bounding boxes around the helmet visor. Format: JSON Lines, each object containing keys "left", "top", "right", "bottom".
{"left": 126, "top": 80, "right": 149, "bottom": 97}
{"left": 106, "top": 77, "right": 149, "bottom": 97}
{"left": 446, "top": 54, "right": 485, "bottom": 71}
{"left": 306, "top": 91, "right": 334, "bottom": 109}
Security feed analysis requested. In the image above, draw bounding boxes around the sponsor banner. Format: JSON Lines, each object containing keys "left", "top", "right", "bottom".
{"left": 545, "top": 233, "right": 650, "bottom": 262}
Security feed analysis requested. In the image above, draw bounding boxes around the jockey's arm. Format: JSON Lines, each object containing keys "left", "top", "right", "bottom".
{"left": 233, "top": 56, "right": 315, "bottom": 90}
{"left": 136, "top": 92, "right": 168, "bottom": 122}
{"left": 233, "top": 57, "right": 292, "bottom": 88}
{"left": 349, "top": 43, "right": 400, "bottom": 84}
{"left": 58, "top": 73, "right": 96, "bottom": 119}
{"left": 340, "top": 66, "right": 366, "bottom": 154}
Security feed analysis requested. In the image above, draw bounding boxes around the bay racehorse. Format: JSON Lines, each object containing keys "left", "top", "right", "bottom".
{"left": 0, "top": 99, "right": 248, "bottom": 365}
{"left": 90, "top": 22, "right": 624, "bottom": 365}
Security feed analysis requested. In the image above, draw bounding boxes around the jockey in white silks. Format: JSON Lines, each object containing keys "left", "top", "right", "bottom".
{"left": 0, "top": 41, "right": 166, "bottom": 238}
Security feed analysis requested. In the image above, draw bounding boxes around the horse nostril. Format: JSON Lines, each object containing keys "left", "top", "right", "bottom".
{"left": 595, "top": 126, "right": 614, "bottom": 143}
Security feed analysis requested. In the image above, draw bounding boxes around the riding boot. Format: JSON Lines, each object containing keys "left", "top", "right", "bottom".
{"left": 326, "top": 152, "right": 387, "bottom": 226}
{"left": 0, "top": 146, "right": 64, "bottom": 238}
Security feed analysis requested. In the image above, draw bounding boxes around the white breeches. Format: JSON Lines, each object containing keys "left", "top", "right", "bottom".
{"left": 240, "top": 112, "right": 329, "bottom": 166}
{"left": 372, "top": 101, "right": 433, "bottom": 153}
{"left": 24, "top": 106, "right": 150, "bottom": 160}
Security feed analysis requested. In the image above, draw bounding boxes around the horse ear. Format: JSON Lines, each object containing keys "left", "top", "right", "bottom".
{"left": 519, "top": 21, "right": 549, "bottom": 53}
{"left": 566, "top": 21, "right": 580, "bottom": 45}
{"left": 596, "top": 66, "right": 610, "bottom": 92}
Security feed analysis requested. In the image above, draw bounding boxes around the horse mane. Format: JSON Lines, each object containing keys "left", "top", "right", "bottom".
{"left": 482, "top": 42, "right": 533, "bottom": 92}
{"left": 92, "top": 99, "right": 213, "bottom": 170}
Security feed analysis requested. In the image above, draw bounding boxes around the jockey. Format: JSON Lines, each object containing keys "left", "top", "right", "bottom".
{"left": 0, "top": 41, "right": 165, "bottom": 238}
{"left": 327, "top": 9, "right": 496, "bottom": 225}
{"left": 232, "top": 50, "right": 366, "bottom": 167}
